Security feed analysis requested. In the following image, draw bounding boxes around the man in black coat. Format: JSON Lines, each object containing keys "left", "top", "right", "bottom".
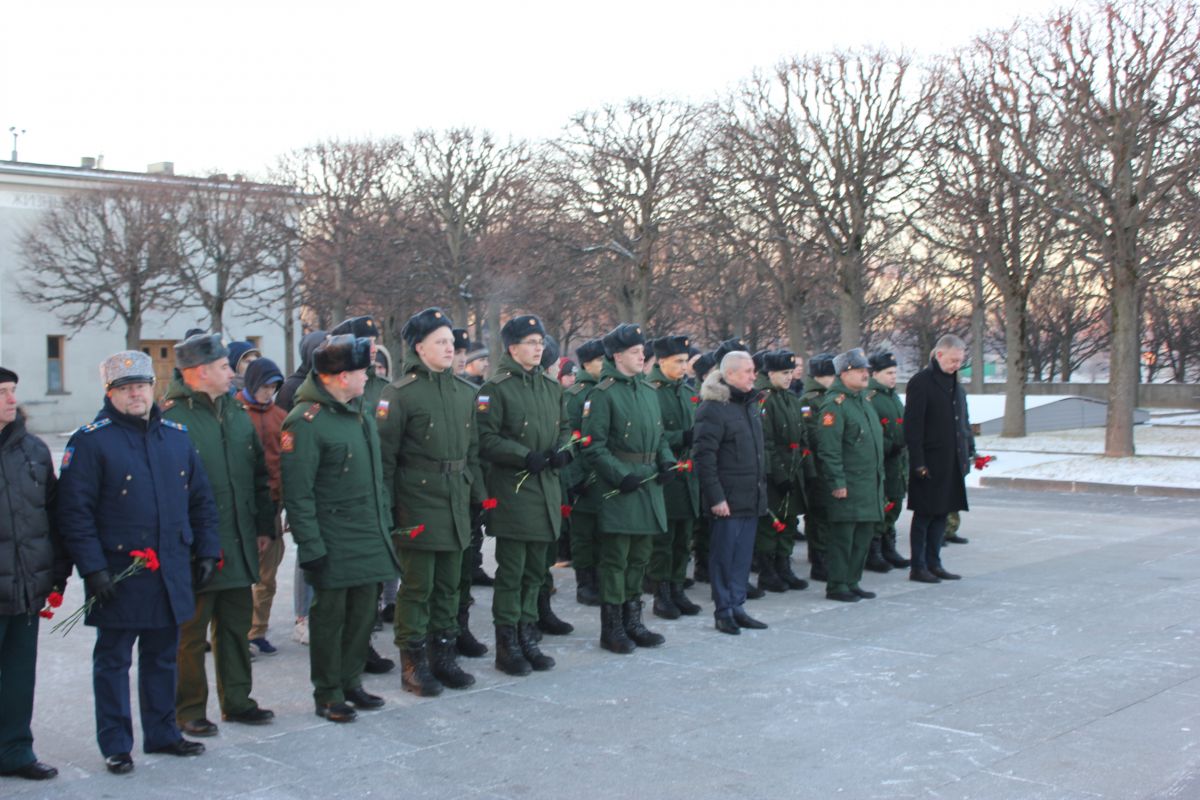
{"left": 903, "top": 335, "right": 971, "bottom": 583}
{"left": 693, "top": 351, "right": 769, "bottom": 635}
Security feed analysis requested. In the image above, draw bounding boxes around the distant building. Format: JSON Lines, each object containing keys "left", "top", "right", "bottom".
{"left": 0, "top": 159, "right": 300, "bottom": 436}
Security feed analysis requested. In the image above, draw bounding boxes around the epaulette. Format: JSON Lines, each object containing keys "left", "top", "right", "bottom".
{"left": 650, "top": 380, "right": 663, "bottom": 389}
{"left": 833, "top": 394, "right": 846, "bottom": 405}
{"left": 391, "top": 373, "right": 418, "bottom": 390}
{"left": 541, "top": 373, "right": 559, "bottom": 386}
{"left": 302, "top": 403, "right": 322, "bottom": 422}
{"left": 162, "top": 419, "right": 188, "bottom": 432}
{"left": 595, "top": 377, "right": 615, "bottom": 391}
{"left": 160, "top": 399, "right": 176, "bottom": 411}
{"left": 566, "top": 382, "right": 588, "bottom": 396}
{"left": 454, "top": 375, "right": 479, "bottom": 390}
{"left": 78, "top": 418, "right": 113, "bottom": 434}
{"left": 490, "top": 372, "right": 513, "bottom": 385}
{"left": 866, "top": 390, "right": 877, "bottom": 400}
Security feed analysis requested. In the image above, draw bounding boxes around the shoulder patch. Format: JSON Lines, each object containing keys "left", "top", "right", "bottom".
{"left": 280, "top": 430, "right": 295, "bottom": 453}
{"left": 376, "top": 399, "right": 390, "bottom": 419}
{"left": 160, "top": 399, "right": 176, "bottom": 411}
{"left": 582, "top": 399, "right": 592, "bottom": 417}
{"left": 391, "top": 374, "right": 418, "bottom": 390}
{"left": 302, "top": 403, "right": 322, "bottom": 422}
{"left": 476, "top": 395, "right": 491, "bottom": 413}
{"left": 866, "top": 390, "right": 877, "bottom": 400}
{"left": 596, "top": 377, "right": 615, "bottom": 391}
{"left": 833, "top": 394, "right": 846, "bottom": 405}
{"left": 566, "top": 382, "right": 587, "bottom": 396}
{"left": 162, "top": 419, "right": 188, "bottom": 432}
{"left": 60, "top": 446, "right": 75, "bottom": 470}
{"left": 822, "top": 411, "right": 836, "bottom": 427}
{"left": 650, "top": 380, "right": 663, "bottom": 389}
{"left": 490, "top": 372, "right": 513, "bottom": 385}
{"left": 79, "top": 418, "right": 113, "bottom": 434}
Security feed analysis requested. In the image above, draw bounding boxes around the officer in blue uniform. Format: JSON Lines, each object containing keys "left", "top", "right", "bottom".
{"left": 57, "top": 351, "right": 221, "bottom": 775}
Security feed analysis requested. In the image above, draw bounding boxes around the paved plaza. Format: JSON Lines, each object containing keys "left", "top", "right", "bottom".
{"left": 10, "top": 487, "right": 1200, "bottom": 799}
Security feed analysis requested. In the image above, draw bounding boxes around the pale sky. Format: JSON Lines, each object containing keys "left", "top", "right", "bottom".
{"left": 3, "top": 0, "right": 1070, "bottom": 179}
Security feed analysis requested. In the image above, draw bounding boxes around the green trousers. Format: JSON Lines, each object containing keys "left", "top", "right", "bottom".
{"left": 394, "top": 546, "right": 463, "bottom": 647}
{"left": 309, "top": 583, "right": 376, "bottom": 705}
{"left": 947, "top": 511, "right": 962, "bottom": 537}
{"left": 597, "top": 532, "right": 653, "bottom": 604}
{"left": 755, "top": 510, "right": 797, "bottom": 560}
{"left": 825, "top": 521, "right": 876, "bottom": 594}
{"left": 571, "top": 510, "right": 598, "bottom": 570}
{"left": 648, "top": 518, "right": 693, "bottom": 584}
{"left": 493, "top": 538, "right": 547, "bottom": 626}
{"left": 177, "top": 587, "right": 256, "bottom": 723}
{"left": 878, "top": 496, "right": 904, "bottom": 537}
{"left": 0, "top": 613, "right": 38, "bottom": 771}
{"left": 804, "top": 509, "right": 828, "bottom": 556}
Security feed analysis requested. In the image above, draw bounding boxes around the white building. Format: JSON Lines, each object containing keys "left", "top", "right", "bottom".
{"left": 0, "top": 159, "right": 300, "bottom": 437}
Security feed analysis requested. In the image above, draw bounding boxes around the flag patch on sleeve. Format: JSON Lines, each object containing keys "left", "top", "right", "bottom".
{"left": 281, "top": 431, "right": 295, "bottom": 453}
{"left": 477, "top": 395, "right": 491, "bottom": 413}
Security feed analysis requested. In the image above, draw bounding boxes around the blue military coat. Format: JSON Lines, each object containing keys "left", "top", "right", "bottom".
{"left": 57, "top": 399, "right": 221, "bottom": 629}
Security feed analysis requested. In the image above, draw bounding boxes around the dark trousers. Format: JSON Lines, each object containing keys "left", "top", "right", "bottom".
{"left": 804, "top": 509, "right": 828, "bottom": 557}
{"left": 458, "top": 513, "right": 487, "bottom": 603}
{"left": 309, "top": 583, "right": 376, "bottom": 705}
{"left": 493, "top": 539, "right": 547, "bottom": 626}
{"left": 597, "top": 532, "right": 654, "bottom": 604}
{"left": 177, "top": 587, "right": 256, "bottom": 723}
{"left": 649, "top": 518, "right": 693, "bottom": 583}
{"left": 0, "top": 614, "right": 39, "bottom": 770}
{"left": 709, "top": 516, "right": 757, "bottom": 616}
{"left": 910, "top": 513, "right": 948, "bottom": 570}
{"left": 394, "top": 547, "right": 463, "bottom": 647}
{"left": 570, "top": 510, "right": 598, "bottom": 570}
{"left": 826, "top": 521, "right": 875, "bottom": 593}
{"left": 94, "top": 625, "right": 182, "bottom": 756}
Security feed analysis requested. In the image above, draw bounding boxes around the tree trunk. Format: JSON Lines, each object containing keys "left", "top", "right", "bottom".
{"left": 1000, "top": 294, "right": 1028, "bottom": 438}
{"left": 487, "top": 301, "right": 504, "bottom": 371}
{"left": 1104, "top": 264, "right": 1139, "bottom": 457}
{"left": 785, "top": 303, "right": 809, "bottom": 367}
{"left": 837, "top": 252, "right": 863, "bottom": 351}
{"left": 125, "top": 310, "right": 143, "bottom": 351}
{"left": 969, "top": 254, "right": 985, "bottom": 393}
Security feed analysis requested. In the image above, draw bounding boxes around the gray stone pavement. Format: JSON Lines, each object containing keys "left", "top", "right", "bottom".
{"left": 9, "top": 487, "right": 1200, "bottom": 799}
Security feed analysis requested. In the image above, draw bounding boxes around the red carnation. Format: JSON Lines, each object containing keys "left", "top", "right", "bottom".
{"left": 482, "top": 497, "right": 499, "bottom": 511}
{"left": 47, "top": 591, "right": 64, "bottom": 608}
{"left": 217, "top": 549, "right": 226, "bottom": 571}
{"left": 409, "top": 524, "right": 426, "bottom": 540}
{"left": 802, "top": 448, "right": 812, "bottom": 457}
{"left": 897, "top": 417, "right": 903, "bottom": 424}
{"left": 39, "top": 609, "right": 54, "bottom": 619}
{"left": 690, "top": 396, "right": 700, "bottom": 404}
{"left": 580, "top": 435, "right": 593, "bottom": 447}
{"left": 772, "top": 519, "right": 787, "bottom": 533}
{"left": 572, "top": 429, "right": 582, "bottom": 440}
{"left": 884, "top": 501, "right": 896, "bottom": 513}
{"left": 789, "top": 442, "right": 800, "bottom": 450}
{"left": 561, "top": 504, "right": 573, "bottom": 519}
{"left": 130, "top": 548, "right": 161, "bottom": 572}
{"left": 880, "top": 417, "right": 890, "bottom": 425}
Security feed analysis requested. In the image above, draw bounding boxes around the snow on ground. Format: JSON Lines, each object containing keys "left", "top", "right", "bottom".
{"left": 989, "top": 455, "right": 1200, "bottom": 489}
{"left": 976, "top": 424, "right": 1200, "bottom": 458}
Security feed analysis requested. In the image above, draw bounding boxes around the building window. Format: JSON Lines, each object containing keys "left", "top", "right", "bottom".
{"left": 47, "top": 335, "right": 65, "bottom": 393}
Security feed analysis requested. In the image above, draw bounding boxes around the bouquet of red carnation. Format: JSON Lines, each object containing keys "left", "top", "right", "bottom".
{"left": 38, "top": 589, "right": 64, "bottom": 620}
{"left": 405, "top": 524, "right": 426, "bottom": 540}
{"left": 53, "top": 548, "right": 160, "bottom": 635}
{"left": 973, "top": 454, "right": 996, "bottom": 471}
{"left": 482, "top": 497, "right": 499, "bottom": 511}
{"left": 604, "top": 460, "right": 692, "bottom": 499}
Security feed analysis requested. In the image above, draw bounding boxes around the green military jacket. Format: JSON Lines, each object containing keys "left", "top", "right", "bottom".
{"left": 647, "top": 365, "right": 700, "bottom": 520}
{"left": 162, "top": 378, "right": 272, "bottom": 592}
{"left": 562, "top": 371, "right": 601, "bottom": 514}
{"left": 813, "top": 378, "right": 885, "bottom": 524}
{"left": 279, "top": 374, "right": 399, "bottom": 589}
{"left": 363, "top": 371, "right": 388, "bottom": 415}
{"left": 581, "top": 360, "right": 674, "bottom": 536}
{"left": 378, "top": 353, "right": 485, "bottom": 552}
{"left": 476, "top": 354, "right": 570, "bottom": 542}
{"left": 754, "top": 373, "right": 813, "bottom": 517}
{"left": 800, "top": 377, "right": 833, "bottom": 511}
{"left": 866, "top": 378, "right": 908, "bottom": 500}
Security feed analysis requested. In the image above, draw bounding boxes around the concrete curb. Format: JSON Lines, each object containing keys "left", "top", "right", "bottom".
{"left": 980, "top": 475, "right": 1200, "bottom": 499}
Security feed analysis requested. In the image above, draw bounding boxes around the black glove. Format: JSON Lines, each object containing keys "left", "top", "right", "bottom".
{"left": 681, "top": 429, "right": 694, "bottom": 448}
{"left": 524, "top": 450, "right": 548, "bottom": 474}
{"left": 192, "top": 557, "right": 218, "bottom": 590}
{"left": 470, "top": 502, "right": 485, "bottom": 529}
{"left": 915, "top": 466, "right": 930, "bottom": 479}
{"left": 618, "top": 473, "right": 643, "bottom": 494}
{"left": 299, "top": 555, "right": 329, "bottom": 574}
{"left": 656, "top": 463, "right": 676, "bottom": 485}
{"left": 550, "top": 449, "right": 573, "bottom": 469}
{"left": 85, "top": 570, "right": 117, "bottom": 606}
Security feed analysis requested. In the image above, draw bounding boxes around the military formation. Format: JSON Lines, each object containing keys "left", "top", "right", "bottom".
{"left": 0, "top": 312, "right": 975, "bottom": 782}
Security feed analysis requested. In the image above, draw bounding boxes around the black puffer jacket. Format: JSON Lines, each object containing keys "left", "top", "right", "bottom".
{"left": 0, "top": 417, "right": 70, "bottom": 615}
{"left": 692, "top": 372, "right": 767, "bottom": 517}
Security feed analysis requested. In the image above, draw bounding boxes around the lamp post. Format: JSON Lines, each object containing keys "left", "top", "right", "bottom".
{"left": 8, "top": 126, "right": 25, "bottom": 161}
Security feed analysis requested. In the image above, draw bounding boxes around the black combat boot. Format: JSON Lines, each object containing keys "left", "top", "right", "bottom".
{"left": 622, "top": 599, "right": 665, "bottom": 648}
{"left": 865, "top": 536, "right": 893, "bottom": 573}
{"left": 881, "top": 528, "right": 911, "bottom": 568}
{"left": 430, "top": 632, "right": 476, "bottom": 689}
{"left": 575, "top": 567, "right": 600, "bottom": 606}
{"left": 693, "top": 560, "right": 709, "bottom": 583}
{"left": 536, "top": 588, "right": 574, "bottom": 636}
{"left": 810, "top": 551, "right": 828, "bottom": 582}
{"left": 757, "top": 556, "right": 788, "bottom": 593}
{"left": 776, "top": 554, "right": 809, "bottom": 590}
{"left": 364, "top": 644, "right": 395, "bottom": 674}
{"left": 455, "top": 606, "right": 488, "bottom": 658}
{"left": 493, "top": 625, "right": 532, "bottom": 676}
{"left": 399, "top": 639, "right": 443, "bottom": 697}
{"left": 671, "top": 583, "right": 701, "bottom": 615}
{"left": 600, "top": 604, "right": 636, "bottom": 654}
{"left": 518, "top": 623, "right": 555, "bottom": 671}
{"left": 652, "top": 581, "right": 681, "bottom": 620}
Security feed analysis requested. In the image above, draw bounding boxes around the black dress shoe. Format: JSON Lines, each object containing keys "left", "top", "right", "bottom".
{"left": 715, "top": 614, "right": 740, "bottom": 635}
{"left": 826, "top": 590, "right": 860, "bottom": 602}
{"left": 909, "top": 568, "right": 941, "bottom": 584}
{"left": 944, "top": 534, "right": 969, "bottom": 544}
{"left": 105, "top": 753, "right": 134, "bottom": 774}
{"left": 850, "top": 587, "right": 876, "bottom": 599}
{"left": 931, "top": 566, "right": 962, "bottom": 580}
{"left": 345, "top": 687, "right": 385, "bottom": 710}
{"left": 732, "top": 609, "right": 768, "bottom": 629}
{"left": 223, "top": 707, "right": 275, "bottom": 725}
{"left": 147, "top": 739, "right": 205, "bottom": 757}
{"left": 315, "top": 702, "right": 357, "bottom": 723}
{"left": 0, "top": 760, "right": 58, "bottom": 780}
{"left": 180, "top": 718, "right": 219, "bottom": 737}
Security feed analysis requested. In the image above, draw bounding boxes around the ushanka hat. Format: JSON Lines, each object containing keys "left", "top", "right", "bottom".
{"left": 175, "top": 334, "right": 229, "bottom": 370}
{"left": 313, "top": 335, "right": 372, "bottom": 375}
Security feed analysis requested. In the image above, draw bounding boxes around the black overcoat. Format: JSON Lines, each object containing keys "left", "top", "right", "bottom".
{"left": 903, "top": 358, "right": 971, "bottom": 515}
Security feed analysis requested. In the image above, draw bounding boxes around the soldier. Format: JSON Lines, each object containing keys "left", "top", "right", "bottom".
{"left": 562, "top": 339, "right": 606, "bottom": 606}
{"left": 800, "top": 353, "right": 837, "bottom": 582}
{"left": 164, "top": 335, "right": 275, "bottom": 737}
{"left": 377, "top": 309, "right": 485, "bottom": 697}
{"left": 646, "top": 335, "right": 702, "bottom": 619}
{"left": 280, "top": 334, "right": 400, "bottom": 722}
{"left": 330, "top": 316, "right": 386, "bottom": 412}
{"left": 58, "top": 352, "right": 221, "bottom": 773}
{"left": 476, "top": 315, "right": 572, "bottom": 676}
{"left": 813, "top": 348, "right": 885, "bottom": 603}
{"left": 582, "top": 324, "right": 676, "bottom": 654}
{"left": 867, "top": 352, "right": 911, "bottom": 570}
{"left": 753, "top": 350, "right": 812, "bottom": 593}
{"left": 462, "top": 345, "right": 490, "bottom": 387}
{"left": 452, "top": 328, "right": 471, "bottom": 376}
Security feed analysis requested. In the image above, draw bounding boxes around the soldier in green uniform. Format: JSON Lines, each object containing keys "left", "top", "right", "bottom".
{"left": 800, "top": 353, "right": 837, "bottom": 582}
{"left": 867, "top": 352, "right": 911, "bottom": 569}
{"left": 377, "top": 309, "right": 487, "bottom": 697}
{"left": 476, "top": 315, "right": 572, "bottom": 676}
{"left": 646, "top": 335, "right": 702, "bottom": 619}
{"left": 582, "top": 324, "right": 676, "bottom": 654}
{"left": 813, "top": 348, "right": 885, "bottom": 603}
{"left": 753, "top": 350, "right": 813, "bottom": 593}
{"left": 164, "top": 334, "right": 275, "bottom": 736}
{"left": 331, "top": 316, "right": 387, "bottom": 414}
{"left": 562, "top": 339, "right": 606, "bottom": 606}
{"left": 280, "top": 335, "right": 400, "bottom": 723}
{"left": 688, "top": 351, "right": 718, "bottom": 584}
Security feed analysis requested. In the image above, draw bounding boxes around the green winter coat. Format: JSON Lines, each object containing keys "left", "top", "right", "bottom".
{"left": 475, "top": 354, "right": 570, "bottom": 542}
{"left": 562, "top": 371, "right": 601, "bottom": 514}
{"left": 279, "top": 374, "right": 399, "bottom": 589}
{"left": 867, "top": 378, "right": 909, "bottom": 501}
{"left": 162, "top": 378, "right": 272, "bottom": 592}
{"left": 647, "top": 365, "right": 700, "bottom": 520}
{"left": 581, "top": 360, "right": 674, "bottom": 536}
{"left": 755, "top": 373, "right": 813, "bottom": 517}
{"left": 378, "top": 354, "right": 485, "bottom": 552}
{"left": 363, "top": 371, "right": 388, "bottom": 415}
{"left": 812, "top": 378, "right": 885, "bottom": 524}
{"left": 800, "top": 377, "right": 832, "bottom": 511}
